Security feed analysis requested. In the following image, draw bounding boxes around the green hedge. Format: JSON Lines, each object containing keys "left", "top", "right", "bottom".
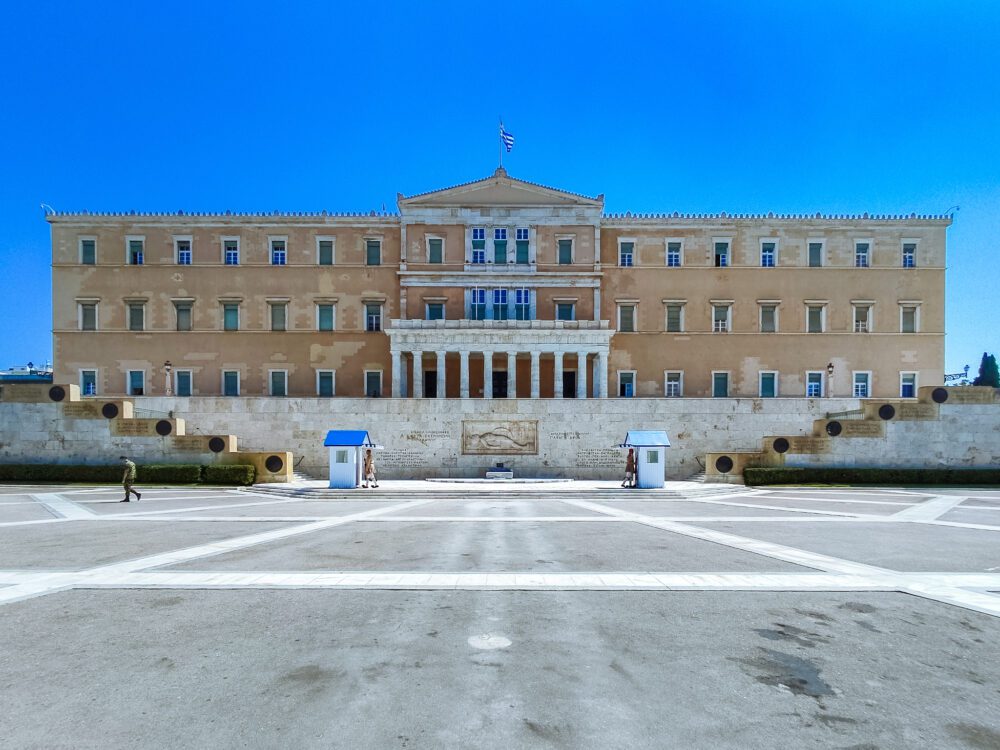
{"left": 203, "top": 464, "right": 256, "bottom": 486}
{"left": 0, "top": 463, "right": 256, "bottom": 486}
{"left": 744, "top": 467, "right": 1000, "bottom": 486}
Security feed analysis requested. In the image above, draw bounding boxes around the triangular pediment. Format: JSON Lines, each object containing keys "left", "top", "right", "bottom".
{"left": 398, "top": 168, "right": 603, "bottom": 209}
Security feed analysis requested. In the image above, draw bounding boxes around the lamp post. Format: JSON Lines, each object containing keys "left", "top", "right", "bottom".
{"left": 164, "top": 361, "right": 173, "bottom": 397}
{"left": 826, "top": 362, "right": 834, "bottom": 398}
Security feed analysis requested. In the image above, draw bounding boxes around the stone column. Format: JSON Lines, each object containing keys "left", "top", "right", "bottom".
{"left": 507, "top": 352, "right": 517, "bottom": 399}
{"left": 553, "top": 352, "right": 564, "bottom": 398}
{"left": 576, "top": 352, "right": 587, "bottom": 399}
{"left": 530, "top": 351, "right": 541, "bottom": 399}
{"left": 413, "top": 350, "right": 424, "bottom": 399}
{"left": 597, "top": 351, "right": 609, "bottom": 398}
{"left": 459, "top": 350, "right": 470, "bottom": 399}
{"left": 391, "top": 350, "right": 402, "bottom": 398}
{"left": 436, "top": 351, "right": 446, "bottom": 398}
{"left": 483, "top": 351, "right": 494, "bottom": 399}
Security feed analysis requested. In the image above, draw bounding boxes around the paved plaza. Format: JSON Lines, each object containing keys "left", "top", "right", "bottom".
{"left": 1, "top": 481, "right": 999, "bottom": 749}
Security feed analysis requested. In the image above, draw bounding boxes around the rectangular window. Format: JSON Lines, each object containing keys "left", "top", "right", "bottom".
{"left": 556, "top": 302, "right": 575, "bottom": 322}
{"left": 127, "top": 238, "right": 144, "bottom": 266}
{"left": 666, "top": 304, "right": 683, "bottom": 332}
{"left": 426, "top": 302, "right": 445, "bottom": 321}
{"left": 317, "top": 304, "right": 335, "bottom": 331}
{"left": 428, "top": 238, "right": 443, "bottom": 264}
{"left": 808, "top": 241, "right": 824, "bottom": 267}
{"left": 365, "top": 303, "right": 382, "bottom": 332}
{"left": 365, "top": 370, "right": 382, "bottom": 397}
{"left": 759, "top": 371, "right": 777, "bottom": 398}
{"left": 223, "top": 370, "right": 240, "bottom": 396}
{"left": 365, "top": 239, "right": 381, "bottom": 266}
{"left": 493, "top": 288, "right": 509, "bottom": 320}
{"left": 270, "top": 239, "right": 287, "bottom": 266}
{"left": 760, "top": 305, "right": 777, "bottom": 333}
{"left": 853, "top": 372, "right": 870, "bottom": 398}
{"left": 493, "top": 228, "right": 508, "bottom": 264}
{"left": 712, "top": 304, "right": 730, "bottom": 333}
{"left": 335, "top": 449, "right": 348, "bottom": 463}
{"left": 901, "top": 306, "right": 917, "bottom": 333}
{"left": 619, "top": 241, "right": 634, "bottom": 267}
{"left": 223, "top": 238, "right": 240, "bottom": 266}
{"left": 174, "top": 302, "right": 192, "bottom": 332}
{"left": 470, "top": 288, "right": 486, "bottom": 320}
{"left": 471, "top": 227, "right": 486, "bottom": 264}
{"left": 128, "top": 303, "right": 144, "bottom": 331}
{"left": 223, "top": 303, "right": 239, "bottom": 331}
{"left": 514, "top": 288, "right": 531, "bottom": 320}
{"left": 902, "top": 242, "right": 916, "bottom": 268}
{"left": 127, "top": 370, "right": 144, "bottom": 396}
{"left": 664, "top": 371, "right": 682, "bottom": 397}
{"left": 855, "top": 241, "right": 870, "bottom": 268}
{"left": 647, "top": 450, "right": 660, "bottom": 465}
{"left": 175, "top": 370, "right": 192, "bottom": 397}
{"left": 269, "top": 370, "right": 287, "bottom": 397}
{"left": 175, "top": 238, "right": 192, "bottom": 265}
{"left": 317, "top": 239, "right": 334, "bottom": 265}
{"left": 515, "top": 228, "right": 529, "bottom": 264}
{"left": 714, "top": 240, "right": 729, "bottom": 267}
{"left": 270, "top": 303, "right": 287, "bottom": 331}
{"left": 618, "top": 371, "right": 635, "bottom": 398}
{"left": 558, "top": 239, "right": 573, "bottom": 265}
{"left": 854, "top": 305, "right": 871, "bottom": 333}
{"left": 712, "top": 372, "right": 729, "bottom": 398}
{"left": 80, "top": 238, "right": 96, "bottom": 265}
{"left": 760, "top": 241, "right": 776, "bottom": 268}
{"left": 317, "top": 370, "right": 335, "bottom": 397}
{"left": 900, "top": 372, "right": 917, "bottom": 398}
{"left": 80, "top": 303, "right": 97, "bottom": 331}
{"left": 807, "top": 306, "right": 824, "bottom": 333}
{"left": 806, "top": 371, "right": 823, "bottom": 398}
{"left": 666, "top": 241, "right": 682, "bottom": 267}
{"left": 618, "top": 304, "right": 636, "bottom": 333}
{"left": 80, "top": 370, "right": 97, "bottom": 396}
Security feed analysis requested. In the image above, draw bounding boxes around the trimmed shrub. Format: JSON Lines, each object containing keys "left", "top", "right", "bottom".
{"left": 0, "top": 464, "right": 121, "bottom": 482}
{"left": 744, "top": 467, "right": 1000, "bottom": 486}
{"left": 137, "top": 464, "right": 203, "bottom": 484}
{"left": 202, "top": 464, "right": 256, "bottom": 486}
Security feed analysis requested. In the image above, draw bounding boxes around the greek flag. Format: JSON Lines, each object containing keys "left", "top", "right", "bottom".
{"left": 500, "top": 123, "right": 515, "bottom": 152}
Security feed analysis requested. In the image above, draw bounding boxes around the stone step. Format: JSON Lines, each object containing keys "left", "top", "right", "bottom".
{"left": 918, "top": 385, "right": 999, "bottom": 405}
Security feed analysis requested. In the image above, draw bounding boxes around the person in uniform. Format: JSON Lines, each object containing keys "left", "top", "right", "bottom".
{"left": 119, "top": 455, "right": 141, "bottom": 502}
{"left": 622, "top": 448, "right": 636, "bottom": 488}
{"left": 363, "top": 448, "right": 378, "bottom": 489}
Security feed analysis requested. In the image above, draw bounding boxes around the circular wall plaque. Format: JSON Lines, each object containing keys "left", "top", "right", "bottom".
{"left": 715, "top": 455, "right": 734, "bottom": 474}
{"left": 101, "top": 403, "right": 119, "bottom": 419}
{"left": 155, "top": 420, "right": 173, "bottom": 436}
{"left": 878, "top": 404, "right": 896, "bottom": 420}
{"left": 208, "top": 437, "right": 226, "bottom": 453}
{"left": 772, "top": 437, "right": 790, "bottom": 453}
{"left": 48, "top": 386, "right": 66, "bottom": 402}
{"left": 931, "top": 387, "right": 949, "bottom": 404}
{"left": 264, "top": 455, "right": 284, "bottom": 473}
{"left": 825, "top": 421, "right": 843, "bottom": 436}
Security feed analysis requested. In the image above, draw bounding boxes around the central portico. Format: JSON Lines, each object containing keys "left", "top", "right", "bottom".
{"left": 386, "top": 319, "right": 614, "bottom": 399}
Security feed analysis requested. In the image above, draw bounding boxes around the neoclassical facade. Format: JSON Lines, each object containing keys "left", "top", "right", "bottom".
{"left": 48, "top": 169, "right": 948, "bottom": 399}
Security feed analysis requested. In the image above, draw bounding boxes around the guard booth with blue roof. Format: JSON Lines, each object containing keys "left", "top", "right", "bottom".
{"left": 324, "top": 430, "right": 382, "bottom": 489}
{"left": 619, "top": 430, "right": 671, "bottom": 489}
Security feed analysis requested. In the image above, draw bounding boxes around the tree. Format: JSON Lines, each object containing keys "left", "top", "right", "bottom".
{"left": 972, "top": 352, "right": 999, "bottom": 387}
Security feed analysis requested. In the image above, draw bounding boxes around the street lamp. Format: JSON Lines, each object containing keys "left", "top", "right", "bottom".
{"left": 826, "top": 362, "right": 834, "bottom": 397}
{"left": 164, "top": 361, "right": 173, "bottom": 396}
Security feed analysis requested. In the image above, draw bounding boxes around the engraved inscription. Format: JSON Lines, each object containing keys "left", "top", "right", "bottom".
{"left": 462, "top": 420, "right": 538, "bottom": 455}
{"left": 841, "top": 422, "right": 884, "bottom": 437}
{"left": 110, "top": 419, "right": 158, "bottom": 437}
{"left": 575, "top": 448, "right": 621, "bottom": 468}
{"left": 786, "top": 437, "right": 831, "bottom": 454}
{"left": 63, "top": 403, "right": 103, "bottom": 418}
{"left": 898, "top": 403, "right": 938, "bottom": 420}
{"left": 381, "top": 449, "right": 425, "bottom": 468}
{"left": 173, "top": 436, "right": 210, "bottom": 451}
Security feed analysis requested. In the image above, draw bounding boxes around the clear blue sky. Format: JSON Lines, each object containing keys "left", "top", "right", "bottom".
{"left": 2, "top": 0, "right": 997, "bottom": 375}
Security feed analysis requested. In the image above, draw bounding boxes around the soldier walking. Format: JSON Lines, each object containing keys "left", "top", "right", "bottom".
{"left": 119, "top": 455, "right": 141, "bottom": 502}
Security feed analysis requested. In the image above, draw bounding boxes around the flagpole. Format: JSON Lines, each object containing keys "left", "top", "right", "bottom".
{"left": 498, "top": 118, "right": 503, "bottom": 168}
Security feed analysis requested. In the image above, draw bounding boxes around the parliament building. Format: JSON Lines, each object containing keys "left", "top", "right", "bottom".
{"left": 49, "top": 168, "right": 948, "bottom": 400}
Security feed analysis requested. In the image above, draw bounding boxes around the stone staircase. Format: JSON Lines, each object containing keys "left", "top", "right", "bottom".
{"left": 0, "top": 383, "right": 294, "bottom": 483}
{"left": 703, "top": 386, "right": 1000, "bottom": 483}
{"left": 240, "top": 483, "right": 741, "bottom": 501}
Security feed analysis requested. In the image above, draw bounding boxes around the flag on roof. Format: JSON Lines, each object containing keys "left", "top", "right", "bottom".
{"left": 500, "top": 122, "right": 515, "bottom": 152}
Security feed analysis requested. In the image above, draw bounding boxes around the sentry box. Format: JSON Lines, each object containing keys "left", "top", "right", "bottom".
{"left": 618, "top": 430, "right": 671, "bottom": 489}
{"left": 324, "top": 430, "right": 383, "bottom": 489}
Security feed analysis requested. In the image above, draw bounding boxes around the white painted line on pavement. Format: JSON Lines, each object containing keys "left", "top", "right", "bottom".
{"left": 891, "top": 494, "right": 968, "bottom": 521}
{"left": 30, "top": 493, "right": 95, "bottom": 520}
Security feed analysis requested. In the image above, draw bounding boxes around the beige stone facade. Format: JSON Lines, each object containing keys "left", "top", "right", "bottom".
{"left": 49, "top": 169, "right": 948, "bottom": 399}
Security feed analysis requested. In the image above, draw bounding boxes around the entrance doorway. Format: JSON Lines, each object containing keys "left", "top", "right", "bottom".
{"left": 492, "top": 371, "right": 508, "bottom": 398}
{"left": 423, "top": 371, "right": 437, "bottom": 398}
{"left": 563, "top": 371, "right": 577, "bottom": 398}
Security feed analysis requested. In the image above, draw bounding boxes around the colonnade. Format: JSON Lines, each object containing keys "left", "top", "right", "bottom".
{"left": 389, "top": 349, "right": 609, "bottom": 399}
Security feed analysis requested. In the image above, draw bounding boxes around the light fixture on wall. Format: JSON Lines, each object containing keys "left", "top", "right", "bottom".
{"left": 826, "top": 362, "right": 834, "bottom": 377}
{"left": 826, "top": 362, "right": 834, "bottom": 398}
{"left": 164, "top": 361, "right": 173, "bottom": 397}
